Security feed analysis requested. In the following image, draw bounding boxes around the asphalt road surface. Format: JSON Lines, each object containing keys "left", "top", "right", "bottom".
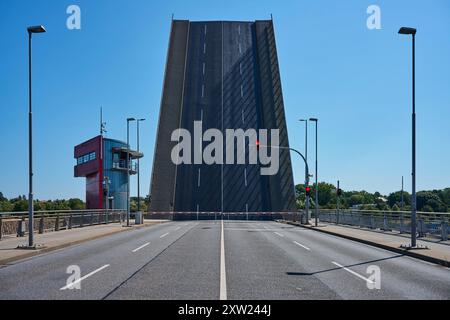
{"left": 0, "top": 221, "right": 449, "bottom": 300}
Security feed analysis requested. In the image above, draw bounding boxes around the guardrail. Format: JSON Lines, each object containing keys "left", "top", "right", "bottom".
{"left": 0, "top": 209, "right": 126, "bottom": 240}
{"left": 316, "top": 209, "right": 450, "bottom": 241}
{"left": 144, "top": 210, "right": 450, "bottom": 241}
{"left": 144, "top": 211, "right": 300, "bottom": 221}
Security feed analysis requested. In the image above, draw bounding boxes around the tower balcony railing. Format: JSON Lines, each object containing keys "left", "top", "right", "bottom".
{"left": 112, "top": 160, "right": 138, "bottom": 173}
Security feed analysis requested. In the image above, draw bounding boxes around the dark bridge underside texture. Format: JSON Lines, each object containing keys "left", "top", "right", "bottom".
{"left": 149, "top": 20, "right": 296, "bottom": 214}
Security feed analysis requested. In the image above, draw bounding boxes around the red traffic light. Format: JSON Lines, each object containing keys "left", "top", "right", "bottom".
{"left": 305, "top": 186, "right": 311, "bottom": 196}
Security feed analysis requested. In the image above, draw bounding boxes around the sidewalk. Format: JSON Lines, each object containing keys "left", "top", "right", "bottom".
{"left": 283, "top": 220, "right": 450, "bottom": 267}
{"left": 0, "top": 220, "right": 168, "bottom": 266}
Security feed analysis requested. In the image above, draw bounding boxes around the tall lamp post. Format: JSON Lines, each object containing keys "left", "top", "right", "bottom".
{"left": 136, "top": 119, "right": 146, "bottom": 212}
{"left": 310, "top": 118, "right": 318, "bottom": 227}
{"left": 257, "top": 142, "right": 310, "bottom": 224}
{"left": 401, "top": 176, "right": 404, "bottom": 210}
{"left": 299, "top": 119, "right": 310, "bottom": 223}
{"left": 126, "top": 118, "right": 136, "bottom": 227}
{"left": 27, "top": 25, "right": 46, "bottom": 248}
{"left": 398, "top": 26, "right": 417, "bottom": 248}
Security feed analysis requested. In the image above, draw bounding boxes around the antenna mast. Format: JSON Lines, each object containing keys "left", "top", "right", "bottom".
{"left": 100, "top": 107, "right": 107, "bottom": 136}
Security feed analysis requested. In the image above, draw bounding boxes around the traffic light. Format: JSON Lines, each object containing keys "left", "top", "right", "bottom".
{"left": 337, "top": 188, "right": 343, "bottom": 196}
{"left": 305, "top": 186, "right": 311, "bottom": 197}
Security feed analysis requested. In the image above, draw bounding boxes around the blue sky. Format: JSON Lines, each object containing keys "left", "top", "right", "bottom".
{"left": 0, "top": 0, "right": 449, "bottom": 200}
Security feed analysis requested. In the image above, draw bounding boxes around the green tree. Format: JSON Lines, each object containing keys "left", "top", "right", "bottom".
{"left": 313, "top": 182, "right": 337, "bottom": 207}
{"left": 348, "top": 194, "right": 364, "bottom": 206}
{"left": 387, "top": 191, "right": 411, "bottom": 208}
{"left": 68, "top": 198, "right": 85, "bottom": 210}
{"left": 417, "top": 191, "right": 446, "bottom": 212}
{"left": 0, "top": 200, "right": 13, "bottom": 212}
{"left": 12, "top": 199, "right": 28, "bottom": 212}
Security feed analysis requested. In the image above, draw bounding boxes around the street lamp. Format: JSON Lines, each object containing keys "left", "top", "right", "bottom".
{"left": 126, "top": 118, "right": 136, "bottom": 227}
{"left": 398, "top": 26, "right": 417, "bottom": 248}
{"left": 256, "top": 142, "right": 310, "bottom": 224}
{"left": 309, "top": 118, "right": 318, "bottom": 227}
{"left": 27, "top": 25, "right": 46, "bottom": 248}
{"left": 136, "top": 118, "right": 146, "bottom": 213}
{"left": 299, "top": 119, "right": 310, "bottom": 223}
{"left": 401, "top": 176, "right": 404, "bottom": 210}
{"left": 282, "top": 146, "right": 310, "bottom": 225}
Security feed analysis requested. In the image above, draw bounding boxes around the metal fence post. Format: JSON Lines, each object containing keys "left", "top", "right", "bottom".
{"left": 418, "top": 219, "right": 424, "bottom": 238}
{"left": 90, "top": 213, "right": 94, "bottom": 226}
{"left": 17, "top": 217, "right": 25, "bottom": 237}
{"left": 39, "top": 215, "right": 44, "bottom": 234}
{"left": 69, "top": 214, "right": 72, "bottom": 229}
{"left": 55, "top": 213, "right": 60, "bottom": 232}
{"left": 441, "top": 219, "right": 448, "bottom": 241}
{"left": 383, "top": 212, "right": 387, "bottom": 231}
{"left": 0, "top": 216, "right": 3, "bottom": 240}
{"left": 400, "top": 213, "right": 404, "bottom": 234}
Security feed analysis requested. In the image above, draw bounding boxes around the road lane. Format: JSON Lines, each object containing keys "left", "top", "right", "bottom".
{"left": 0, "top": 221, "right": 194, "bottom": 300}
{"left": 261, "top": 221, "right": 450, "bottom": 299}
{"left": 105, "top": 221, "right": 221, "bottom": 300}
{"left": 0, "top": 220, "right": 449, "bottom": 300}
{"left": 224, "top": 221, "right": 339, "bottom": 300}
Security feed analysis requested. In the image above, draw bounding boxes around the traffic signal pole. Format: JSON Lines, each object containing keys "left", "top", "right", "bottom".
{"left": 305, "top": 186, "right": 311, "bottom": 225}
{"left": 256, "top": 143, "right": 310, "bottom": 225}
{"left": 337, "top": 180, "right": 340, "bottom": 224}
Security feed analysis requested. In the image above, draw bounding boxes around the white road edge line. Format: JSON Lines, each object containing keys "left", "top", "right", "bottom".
{"left": 160, "top": 233, "right": 170, "bottom": 239}
{"left": 220, "top": 219, "right": 227, "bottom": 300}
{"left": 274, "top": 232, "right": 284, "bottom": 238}
{"left": 293, "top": 241, "right": 311, "bottom": 251}
{"left": 132, "top": 242, "right": 150, "bottom": 253}
{"left": 60, "top": 264, "right": 110, "bottom": 290}
{"left": 332, "top": 261, "right": 375, "bottom": 284}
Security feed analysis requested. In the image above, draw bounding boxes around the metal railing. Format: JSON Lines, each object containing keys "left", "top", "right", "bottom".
{"left": 0, "top": 209, "right": 126, "bottom": 240}
{"left": 316, "top": 209, "right": 449, "bottom": 241}
{"left": 112, "top": 160, "right": 138, "bottom": 171}
{"left": 144, "top": 211, "right": 299, "bottom": 221}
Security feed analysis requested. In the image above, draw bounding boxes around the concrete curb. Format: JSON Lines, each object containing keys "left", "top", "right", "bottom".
{"left": 280, "top": 220, "right": 450, "bottom": 268}
{"left": 0, "top": 221, "right": 168, "bottom": 266}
